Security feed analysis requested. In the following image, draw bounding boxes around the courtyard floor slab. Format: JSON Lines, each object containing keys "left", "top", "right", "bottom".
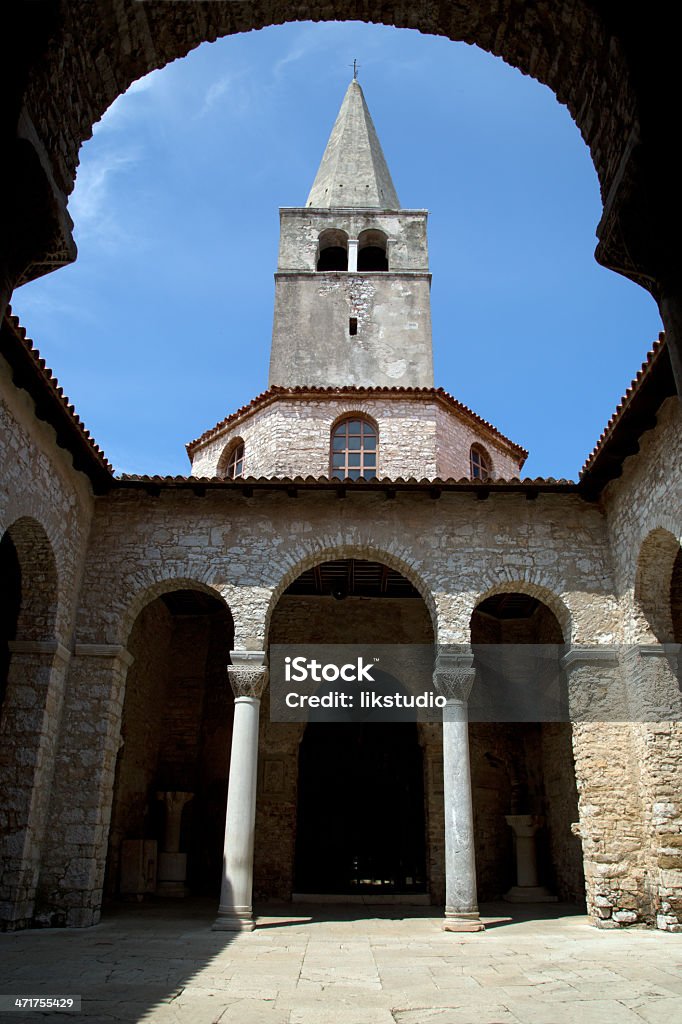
{"left": 1, "top": 901, "right": 681, "bottom": 1023}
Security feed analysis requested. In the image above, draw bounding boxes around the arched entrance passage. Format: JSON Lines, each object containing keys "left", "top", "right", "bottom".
{"left": 258, "top": 557, "right": 440, "bottom": 903}
{"left": 105, "top": 588, "right": 234, "bottom": 903}
{"left": 470, "top": 591, "right": 585, "bottom": 906}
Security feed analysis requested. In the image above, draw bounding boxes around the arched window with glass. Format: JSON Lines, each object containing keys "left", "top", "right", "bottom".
{"left": 469, "top": 444, "right": 492, "bottom": 482}
{"left": 330, "top": 417, "right": 378, "bottom": 480}
{"left": 220, "top": 439, "right": 245, "bottom": 479}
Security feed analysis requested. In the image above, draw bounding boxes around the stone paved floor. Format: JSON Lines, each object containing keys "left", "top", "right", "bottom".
{"left": 1, "top": 901, "right": 681, "bottom": 1023}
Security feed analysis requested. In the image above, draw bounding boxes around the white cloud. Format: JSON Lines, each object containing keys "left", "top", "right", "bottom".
{"left": 69, "top": 148, "right": 139, "bottom": 245}
{"left": 93, "top": 70, "right": 157, "bottom": 135}
{"left": 201, "top": 75, "right": 231, "bottom": 114}
{"left": 198, "top": 69, "right": 256, "bottom": 119}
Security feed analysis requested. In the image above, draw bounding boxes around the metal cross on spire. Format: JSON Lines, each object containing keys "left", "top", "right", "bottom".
{"left": 350, "top": 58, "right": 360, "bottom": 80}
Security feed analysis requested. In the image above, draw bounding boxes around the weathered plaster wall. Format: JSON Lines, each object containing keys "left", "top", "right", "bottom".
{"left": 271, "top": 208, "right": 433, "bottom": 388}
{"left": 270, "top": 273, "right": 434, "bottom": 389}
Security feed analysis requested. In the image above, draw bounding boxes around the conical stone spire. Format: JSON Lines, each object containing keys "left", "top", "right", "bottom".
{"left": 306, "top": 79, "right": 400, "bottom": 209}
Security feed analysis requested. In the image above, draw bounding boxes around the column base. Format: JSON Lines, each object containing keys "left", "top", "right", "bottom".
{"left": 504, "top": 886, "right": 558, "bottom": 903}
{"left": 212, "top": 907, "right": 256, "bottom": 932}
{"left": 443, "top": 910, "right": 485, "bottom": 932}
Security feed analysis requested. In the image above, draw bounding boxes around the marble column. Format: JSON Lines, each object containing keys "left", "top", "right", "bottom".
{"left": 433, "top": 651, "right": 484, "bottom": 932}
{"left": 213, "top": 651, "right": 267, "bottom": 932}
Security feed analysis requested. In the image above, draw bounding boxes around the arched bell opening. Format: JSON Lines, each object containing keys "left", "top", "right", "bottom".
{"left": 316, "top": 229, "right": 349, "bottom": 271}
{"left": 357, "top": 229, "right": 389, "bottom": 271}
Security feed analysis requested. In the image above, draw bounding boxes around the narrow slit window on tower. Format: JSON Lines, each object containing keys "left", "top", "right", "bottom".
{"left": 349, "top": 317, "right": 358, "bottom": 336}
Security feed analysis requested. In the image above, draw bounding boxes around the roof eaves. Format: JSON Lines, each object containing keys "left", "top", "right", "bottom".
{"left": 2, "top": 310, "right": 114, "bottom": 488}
{"left": 579, "top": 333, "right": 673, "bottom": 490}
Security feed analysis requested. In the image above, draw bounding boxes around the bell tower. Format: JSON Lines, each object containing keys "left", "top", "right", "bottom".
{"left": 268, "top": 77, "right": 434, "bottom": 389}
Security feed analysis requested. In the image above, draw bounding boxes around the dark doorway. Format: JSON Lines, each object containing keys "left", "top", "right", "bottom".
{"left": 294, "top": 721, "right": 426, "bottom": 894}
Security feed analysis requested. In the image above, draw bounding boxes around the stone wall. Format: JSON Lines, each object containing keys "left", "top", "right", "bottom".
{"left": 0, "top": 353, "right": 94, "bottom": 929}
{"left": 599, "top": 396, "right": 682, "bottom": 929}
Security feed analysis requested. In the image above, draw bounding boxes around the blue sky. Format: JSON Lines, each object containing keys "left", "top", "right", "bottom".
{"left": 13, "top": 21, "right": 662, "bottom": 479}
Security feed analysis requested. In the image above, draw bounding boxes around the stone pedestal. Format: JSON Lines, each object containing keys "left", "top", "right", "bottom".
{"left": 156, "top": 790, "right": 193, "bottom": 897}
{"left": 434, "top": 651, "right": 485, "bottom": 932}
{"left": 504, "top": 814, "right": 557, "bottom": 903}
{"left": 213, "top": 652, "right": 268, "bottom": 932}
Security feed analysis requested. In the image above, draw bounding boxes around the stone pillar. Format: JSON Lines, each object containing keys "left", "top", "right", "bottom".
{"left": 347, "top": 239, "right": 358, "bottom": 272}
{"left": 214, "top": 651, "right": 267, "bottom": 932}
{"left": 433, "top": 651, "right": 484, "bottom": 932}
{"left": 622, "top": 644, "right": 682, "bottom": 931}
{"left": 504, "top": 814, "right": 557, "bottom": 902}
{"left": 562, "top": 645, "right": 650, "bottom": 927}
{"left": 0, "top": 640, "right": 71, "bottom": 929}
{"left": 33, "top": 644, "right": 134, "bottom": 927}
{"left": 156, "top": 791, "right": 193, "bottom": 897}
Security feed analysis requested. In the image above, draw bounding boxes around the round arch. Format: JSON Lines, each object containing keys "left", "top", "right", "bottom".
{"left": 634, "top": 526, "right": 682, "bottom": 643}
{"left": 470, "top": 579, "right": 572, "bottom": 643}
{"left": 217, "top": 437, "right": 245, "bottom": 479}
{"left": 117, "top": 576, "right": 234, "bottom": 650}
{"left": 264, "top": 541, "right": 438, "bottom": 643}
{"left": 23, "top": 3, "right": 635, "bottom": 221}
{"left": 328, "top": 408, "right": 380, "bottom": 437}
{"left": 0, "top": 515, "right": 59, "bottom": 641}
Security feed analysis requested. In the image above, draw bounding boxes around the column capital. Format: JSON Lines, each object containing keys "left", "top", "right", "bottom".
{"left": 228, "top": 650, "right": 268, "bottom": 699}
{"left": 433, "top": 649, "right": 475, "bottom": 702}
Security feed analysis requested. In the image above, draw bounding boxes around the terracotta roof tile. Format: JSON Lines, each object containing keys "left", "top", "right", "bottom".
{"left": 118, "top": 473, "right": 574, "bottom": 488}
{"left": 580, "top": 333, "right": 667, "bottom": 477}
{"left": 2, "top": 310, "right": 113, "bottom": 478}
